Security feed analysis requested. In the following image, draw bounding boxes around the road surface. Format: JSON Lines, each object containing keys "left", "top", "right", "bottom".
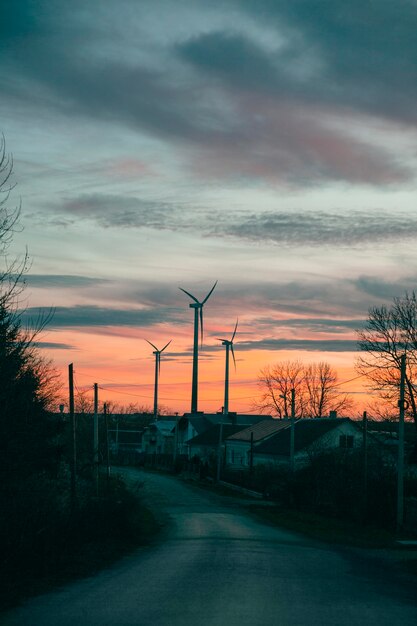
{"left": 2, "top": 469, "right": 417, "bottom": 625}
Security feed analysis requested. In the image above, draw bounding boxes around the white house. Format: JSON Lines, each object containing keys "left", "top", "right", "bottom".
{"left": 142, "top": 419, "right": 176, "bottom": 454}
{"left": 225, "top": 419, "right": 291, "bottom": 468}
{"left": 176, "top": 413, "right": 269, "bottom": 457}
{"left": 253, "top": 418, "right": 364, "bottom": 468}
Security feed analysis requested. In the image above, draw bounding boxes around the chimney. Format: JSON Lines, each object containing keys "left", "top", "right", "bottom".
{"left": 329, "top": 410, "right": 337, "bottom": 419}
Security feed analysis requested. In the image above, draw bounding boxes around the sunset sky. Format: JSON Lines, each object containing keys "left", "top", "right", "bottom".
{"left": 1, "top": 0, "right": 416, "bottom": 414}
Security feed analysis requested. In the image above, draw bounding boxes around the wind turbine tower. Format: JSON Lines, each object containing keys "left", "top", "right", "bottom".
{"left": 145, "top": 339, "right": 172, "bottom": 418}
{"left": 179, "top": 281, "right": 217, "bottom": 414}
{"left": 217, "top": 319, "right": 238, "bottom": 417}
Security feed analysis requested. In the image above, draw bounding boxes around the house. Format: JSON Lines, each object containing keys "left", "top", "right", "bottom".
{"left": 142, "top": 418, "right": 177, "bottom": 454}
{"left": 108, "top": 428, "right": 143, "bottom": 454}
{"left": 187, "top": 424, "right": 246, "bottom": 463}
{"left": 176, "top": 412, "right": 269, "bottom": 457}
{"left": 253, "top": 418, "right": 364, "bottom": 468}
{"left": 225, "top": 419, "right": 291, "bottom": 468}
{"left": 366, "top": 419, "right": 416, "bottom": 447}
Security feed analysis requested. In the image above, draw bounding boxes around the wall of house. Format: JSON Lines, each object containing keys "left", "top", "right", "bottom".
{"left": 225, "top": 440, "right": 251, "bottom": 468}
{"left": 188, "top": 444, "right": 218, "bottom": 463}
{"left": 252, "top": 421, "right": 364, "bottom": 469}
{"left": 142, "top": 427, "right": 174, "bottom": 454}
{"left": 176, "top": 421, "right": 198, "bottom": 456}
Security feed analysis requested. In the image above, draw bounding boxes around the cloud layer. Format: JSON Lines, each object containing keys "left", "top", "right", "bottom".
{"left": 2, "top": 0, "right": 415, "bottom": 186}
{"left": 39, "top": 193, "right": 417, "bottom": 248}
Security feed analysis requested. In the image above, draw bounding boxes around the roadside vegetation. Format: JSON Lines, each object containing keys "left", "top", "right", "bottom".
{"left": 0, "top": 137, "right": 158, "bottom": 610}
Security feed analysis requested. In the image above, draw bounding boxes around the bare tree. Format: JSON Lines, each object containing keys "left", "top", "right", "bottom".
{"left": 356, "top": 291, "right": 417, "bottom": 431}
{"left": 256, "top": 359, "right": 351, "bottom": 418}
{"left": 256, "top": 360, "right": 306, "bottom": 418}
{"left": 304, "top": 362, "right": 352, "bottom": 418}
{"left": 0, "top": 134, "right": 20, "bottom": 252}
{"left": 0, "top": 134, "right": 27, "bottom": 309}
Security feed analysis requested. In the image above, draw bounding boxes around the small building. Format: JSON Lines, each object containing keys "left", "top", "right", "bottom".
{"left": 176, "top": 412, "right": 269, "bottom": 457}
{"left": 253, "top": 418, "right": 364, "bottom": 468}
{"left": 187, "top": 424, "right": 246, "bottom": 464}
{"left": 142, "top": 418, "right": 176, "bottom": 454}
{"left": 108, "top": 428, "right": 143, "bottom": 454}
{"left": 225, "top": 419, "right": 291, "bottom": 468}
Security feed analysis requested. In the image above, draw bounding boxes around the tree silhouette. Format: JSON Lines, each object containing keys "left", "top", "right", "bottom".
{"left": 357, "top": 291, "right": 417, "bottom": 433}
{"left": 256, "top": 359, "right": 352, "bottom": 418}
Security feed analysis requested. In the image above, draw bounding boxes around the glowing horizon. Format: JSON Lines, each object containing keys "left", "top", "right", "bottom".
{"left": 2, "top": 1, "right": 415, "bottom": 418}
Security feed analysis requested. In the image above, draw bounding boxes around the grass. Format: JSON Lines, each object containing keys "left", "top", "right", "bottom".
{"left": 247, "top": 504, "right": 396, "bottom": 548}
{"left": 0, "top": 476, "right": 161, "bottom": 612}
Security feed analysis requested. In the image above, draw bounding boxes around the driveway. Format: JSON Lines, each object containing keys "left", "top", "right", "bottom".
{"left": 2, "top": 468, "right": 417, "bottom": 625}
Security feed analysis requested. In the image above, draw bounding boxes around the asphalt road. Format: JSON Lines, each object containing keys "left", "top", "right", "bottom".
{"left": 2, "top": 469, "right": 417, "bottom": 626}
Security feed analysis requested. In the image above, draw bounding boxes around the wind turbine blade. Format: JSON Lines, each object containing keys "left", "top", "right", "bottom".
{"left": 179, "top": 287, "right": 200, "bottom": 304}
{"left": 145, "top": 339, "right": 158, "bottom": 351}
{"left": 161, "top": 339, "right": 172, "bottom": 353}
{"left": 231, "top": 344, "right": 236, "bottom": 370}
{"left": 202, "top": 280, "right": 218, "bottom": 304}
{"left": 231, "top": 318, "right": 238, "bottom": 341}
{"left": 216, "top": 338, "right": 227, "bottom": 342}
{"left": 158, "top": 353, "right": 161, "bottom": 375}
{"left": 200, "top": 307, "right": 204, "bottom": 346}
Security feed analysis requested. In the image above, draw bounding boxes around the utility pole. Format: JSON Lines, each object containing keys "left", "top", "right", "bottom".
{"left": 104, "top": 402, "right": 111, "bottom": 493}
{"left": 249, "top": 431, "right": 254, "bottom": 475}
{"left": 397, "top": 353, "right": 406, "bottom": 532}
{"left": 94, "top": 383, "right": 99, "bottom": 496}
{"left": 216, "top": 422, "right": 223, "bottom": 482}
{"left": 290, "top": 388, "right": 295, "bottom": 472}
{"left": 69, "top": 363, "right": 77, "bottom": 509}
{"left": 173, "top": 413, "right": 179, "bottom": 464}
{"left": 362, "top": 410, "right": 368, "bottom": 520}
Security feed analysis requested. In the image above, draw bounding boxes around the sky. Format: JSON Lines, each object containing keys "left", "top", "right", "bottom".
{"left": 1, "top": 0, "right": 416, "bottom": 415}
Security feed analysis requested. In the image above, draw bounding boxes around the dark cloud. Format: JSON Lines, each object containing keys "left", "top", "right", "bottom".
{"left": 34, "top": 341, "right": 76, "bottom": 350}
{"left": 236, "top": 0, "right": 417, "bottom": 124}
{"left": 233, "top": 338, "right": 359, "bottom": 352}
{"left": 255, "top": 318, "right": 365, "bottom": 334}
{"left": 0, "top": 0, "right": 47, "bottom": 48}
{"left": 25, "top": 274, "right": 109, "bottom": 288}
{"left": 19, "top": 305, "right": 184, "bottom": 329}
{"left": 353, "top": 276, "right": 417, "bottom": 301}
{"left": 48, "top": 193, "right": 416, "bottom": 249}
{"left": 178, "top": 29, "right": 408, "bottom": 183}
{"left": 200, "top": 337, "right": 359, "bottom": 352}
{"left": 58, "top": 195, "right": 183, "bottom": 230}
{"left": 213, "top": 209, "right": 417, "bottom": 247}
{"left": 178, "top": 31, "right": 279, "bottom": 91}
{"left": 1, "top": 1, "right": 413, "bottom": 186}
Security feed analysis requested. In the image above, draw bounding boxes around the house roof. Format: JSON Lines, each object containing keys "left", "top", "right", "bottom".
{"left": 188, "top": 424, "right": 246, "bottom": 447}
{"left": 255, "top": 418, "right": 354, "bottom": 456}
{"left": 366, "top": 419, "right": 416, "bottom": 442}
{"left": 188, "top": 416, "right": 214, "bottom": 434}
{"left": 179, "top": 413, "right": 270, "bottom": 438}
{"left": 227, "top": 419, "right": 290, "bottom": 443}
{"left": 182, "top": 413, "right": 269, "bottom": 426}
{"left": 153, "top": 420, "right": 176, "bottom": 434}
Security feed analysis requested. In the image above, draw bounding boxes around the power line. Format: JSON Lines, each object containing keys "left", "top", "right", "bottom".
{"left": 332, "top": 368, "right": 380, "bottom": 388}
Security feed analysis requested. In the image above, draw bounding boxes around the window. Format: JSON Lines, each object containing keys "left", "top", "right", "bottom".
{"left": 339, "top": 434, "right": 354, "bottom": 449}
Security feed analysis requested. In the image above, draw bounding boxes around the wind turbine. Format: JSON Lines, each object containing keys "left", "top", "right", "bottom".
{"left": 145, "top": 339, "right": 172, "bottom": 419}
{"left": 179, "top": 280, "right": 217, "bottom": 414}
{"left": 217, "top": 319, "right": 238, "bottom": 417}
